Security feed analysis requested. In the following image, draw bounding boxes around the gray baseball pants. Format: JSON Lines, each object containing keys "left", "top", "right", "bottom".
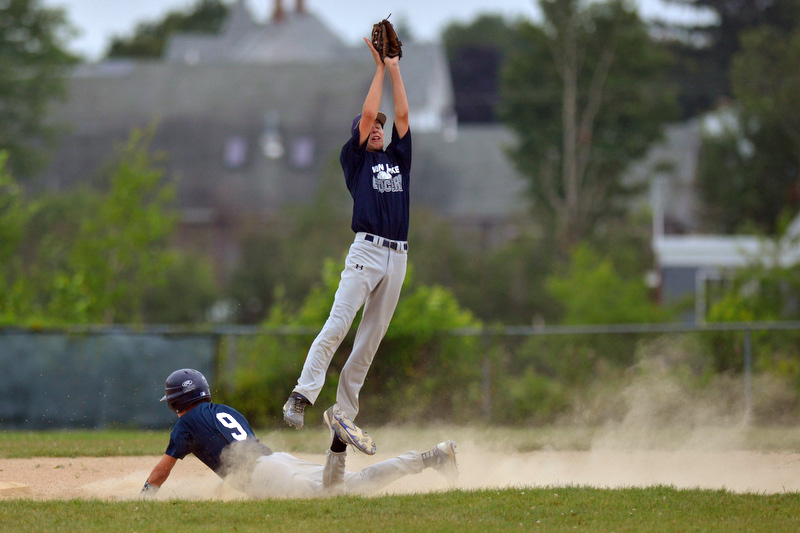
{"left": 246, "top": 450, "right": 424, "bottom": 498}
{"left": 293, "top": 232, "right": 407, "bottom": 419}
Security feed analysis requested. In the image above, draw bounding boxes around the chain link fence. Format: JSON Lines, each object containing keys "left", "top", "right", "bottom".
{"left": 2, "top": 321, "right": 797, "bottom": 429}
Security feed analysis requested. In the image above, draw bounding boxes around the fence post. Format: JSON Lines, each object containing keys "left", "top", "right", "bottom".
{"left": 481, "top": 328, "right": 492, "bottom": 419}
{"left": 744, "top": 329, "right": 753, "bottom": 425}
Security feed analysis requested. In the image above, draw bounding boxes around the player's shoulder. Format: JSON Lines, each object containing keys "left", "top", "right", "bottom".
{"left": 210, "top": 402, "right": 249, "bottom": 419}
{"left": 211, "top": 402, "right": 240, "bottom": 413}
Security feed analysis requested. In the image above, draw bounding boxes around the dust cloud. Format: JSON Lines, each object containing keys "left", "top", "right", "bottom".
{"left": 3, "top": 372, "right": 800, "bottom": 500}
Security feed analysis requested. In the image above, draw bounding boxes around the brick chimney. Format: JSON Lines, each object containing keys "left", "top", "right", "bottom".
{"left": 272, "top": 0, "right": 285, "bottom": 22}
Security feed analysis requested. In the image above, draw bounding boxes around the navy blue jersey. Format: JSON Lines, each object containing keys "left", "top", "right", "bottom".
{"left": 340, "top": 123, "right": 412, "bottom": 241}
{"left": 165, "top": 402, "right": 270, "bottom": 476}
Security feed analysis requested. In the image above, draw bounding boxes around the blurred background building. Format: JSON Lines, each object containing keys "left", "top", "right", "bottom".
{"left": 37, "top": 0, "right": 528, "bottom": 278}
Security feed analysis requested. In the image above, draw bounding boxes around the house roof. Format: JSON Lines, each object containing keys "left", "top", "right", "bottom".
{"left": 164, "top": 2, "right": 346, "bottom": 65}
{"left": 412, "top": 125, "right": 527, "bottom": 219}
{"left": 654, "top": 233, "right": 800, "bottom": 269}
{"left": 34, "top": 1, "right": 532, "bottom": 232}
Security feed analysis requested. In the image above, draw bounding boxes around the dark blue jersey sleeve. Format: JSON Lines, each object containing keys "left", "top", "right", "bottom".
{"left": 340, "top": 130, "right": 367, "bottom": 192}
{"left": 386, "top": 124, "right": 411, "bottom": 176}
{"left": 165, "top": 424, "right": 193, "bottom": 460}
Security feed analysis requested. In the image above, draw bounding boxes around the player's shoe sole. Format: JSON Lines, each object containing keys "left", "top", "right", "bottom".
{"left": 429, "top": 440, "right": 458, "bottom": 483}
{"left": 323, "top": 405, "right": 376, "bottom": 455}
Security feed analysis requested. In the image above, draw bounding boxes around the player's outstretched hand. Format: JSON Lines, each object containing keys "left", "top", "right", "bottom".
{"left": 139, "top": 480, "right": 159, "bottom": 499}
{"left": 364, "top": 37, "right": 383, "bottom": 67}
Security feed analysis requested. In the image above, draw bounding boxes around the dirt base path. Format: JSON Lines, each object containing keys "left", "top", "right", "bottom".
{"left": 2, "top": 449, "right": 799, "bottom": 500}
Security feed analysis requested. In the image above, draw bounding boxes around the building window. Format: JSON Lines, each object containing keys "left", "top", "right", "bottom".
{"left": 290, "top": 136, "right": 314, "bottom": 168}
{"left": 224, "top": 135, "right": 248, "bottom": 169}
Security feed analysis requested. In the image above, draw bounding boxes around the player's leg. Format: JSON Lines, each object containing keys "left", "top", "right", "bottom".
{"left": 247, "top": 453, "right": 321, "bottom": 498}
{"left": 322, "top": 449, "right": 346, "bottom": 493}
{"left": 285, "top": 240, "right": 382, "bottom": 427}
{"left": 336, "top": 441, "right": 458, "bottom": 495}
{"left": 337, "top": 250, "right": 407, "bottom": 419}
{"left": 342, "top": 450, "right": 423, "bottom": 495}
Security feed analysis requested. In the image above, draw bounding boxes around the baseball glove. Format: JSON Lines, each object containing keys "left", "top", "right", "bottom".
{"left": 371, "top": 15, "right": 402, "bottom": 61}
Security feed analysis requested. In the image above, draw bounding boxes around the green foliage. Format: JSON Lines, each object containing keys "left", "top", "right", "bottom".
{"left": 66, "top": 128, "right": 177, "bottom": 323}
{"left": 658, "top": 0, "right": 800, "bottom": 116}
{"left": 704, "top": 230, "right": 800, "bottom": 323}
{"left": 143, "top": 252, "right": 218, "bottom": 324}
{"left": 0, "top": 0, "right": 77, "bottom": 177}
{"left": 224, "top": 156, "right": 352, "bottom": 324}
{"left": 402, "top": 211, "right": 566, "bottom": 325}
{"left": 500, "top": 0, "right": 678, "bottom": 248}
{"left": 107, "top": 0, "right": 228, "bottom": 58}
{"left": 733, "top": 25, "right": 800, "bottom": 131}
{"left": 697, "top": 25, "right": 800, "bottom": 234}
{"left": 704, "top": 236, "right": 800, "bottom": 373}
{"left": 219, "top": 256, "right": 351, "bottom": 426}
{"left": 219, "top": 258, "right": 483, "bottom": 427}
{"left": 0, "top": 152, "right": 38, "bottom": 320}
{"left": 547, "top": 243, "right": 665, "bottom": 325}
{"left": 0, "top": 128, "right": 191, "bottom": 325}
{"left": 494, "top": 367, "right": 570, "bottom": 424}
{"left": 365, "top": 283, "right": 482, "bottom": 424}
{"left": 501, "top": 242, "right": 671, "bottom": 387}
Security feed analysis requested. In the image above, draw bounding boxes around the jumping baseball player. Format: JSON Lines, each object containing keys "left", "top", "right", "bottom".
{"left": 282, "top": 33, "right": 412, "bottom": 456}
{"left": 141, "top": 369, "right": 457, "bottom": 499}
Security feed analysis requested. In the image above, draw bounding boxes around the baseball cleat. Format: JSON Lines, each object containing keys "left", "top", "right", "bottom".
{"left": 283, "top": 392, "right": 311, "bottom": 429}
{"left": 323, "top": 404, "right": 376, "bottom": 455}
{"left": 422, "top": 441, "right": 458, "bottom": 483}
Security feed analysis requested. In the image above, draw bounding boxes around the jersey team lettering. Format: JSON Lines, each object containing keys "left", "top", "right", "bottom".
{"left": 371, "top": 163, "right": 403, "bottom": 193}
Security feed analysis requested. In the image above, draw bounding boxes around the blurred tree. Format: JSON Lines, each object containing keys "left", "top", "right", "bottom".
{"left": 442, "top": 15, "right": 518, "bottom": 123}
{"left": 21, "top": 188, "right": 95, "bottom": 322}
{"left": 546, "top": 242, "right": 665, "bottom": 324}
{"left": 696, "top": 25, "right": 800, "bottom": 234}
{"left": 500, "top": 0, "right": 677, "bottom": 251}
{"left": 106, "top": 0, "right": 228, "bottom": 58}
{"left": 408, "top": 215, "right": 560, "bottom": 324}
{"left": 66, "top": 128, "right": 178, "bottom": 323}
{"left": 225, "top": 155, "right": 352, "bottom": 323}
{"left": 732, "top": 26, "right": 800, "bottom": 172}
{"left": 0, "top": 152, "right": 38, "bottom": 321}
{"left": 657, "top": 0, "right": 800, "bottom": 116}
{"left": 221, "top": 255, "right": 483, "bottom": 426}
{"left": 0, "top": 0, "right": 77, "bottom": 177}
{"left": 143, "top": 253, "right": 218, "bottom": 324}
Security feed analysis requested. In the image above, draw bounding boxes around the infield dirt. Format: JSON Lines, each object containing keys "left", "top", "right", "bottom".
{"left": 2, "top": 448, "right": 799, "bottom": 500}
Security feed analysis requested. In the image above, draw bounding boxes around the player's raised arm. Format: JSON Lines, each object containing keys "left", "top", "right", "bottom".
{"left": 359, "top": 37, "right": 385, "bottom": 145}
{"left": 385, "top": 56, "right": 408, "bottom": 138}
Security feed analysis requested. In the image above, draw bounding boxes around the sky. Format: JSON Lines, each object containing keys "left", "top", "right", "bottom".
{"left": 42, "top": 0, "right": 711, "bottom": 61}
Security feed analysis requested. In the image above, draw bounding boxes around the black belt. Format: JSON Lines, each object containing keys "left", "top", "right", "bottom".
{"left": 364, "top": 233, "right": 408, "bottom": 252}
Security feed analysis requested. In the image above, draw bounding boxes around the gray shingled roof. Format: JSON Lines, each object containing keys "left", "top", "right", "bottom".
{"left": 412, "top": 126, "right": 528, "bottom": 219}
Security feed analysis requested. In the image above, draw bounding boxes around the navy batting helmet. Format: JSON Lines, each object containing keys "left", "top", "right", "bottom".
{"left": 160, "top": 368, "right": 211, "bottom": 413}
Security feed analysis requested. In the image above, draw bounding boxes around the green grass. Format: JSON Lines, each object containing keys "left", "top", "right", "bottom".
{"left": 1, "top": 487, "right": 799, "bottom": 532}
{"left": 4, "top": 424, "right": 800, "bottom": 458}
{"left": 0, "top": 430, "right": 167, "bottom": 458}
{"left": 4, "top": 427, "right": 800, "bottom": 531}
